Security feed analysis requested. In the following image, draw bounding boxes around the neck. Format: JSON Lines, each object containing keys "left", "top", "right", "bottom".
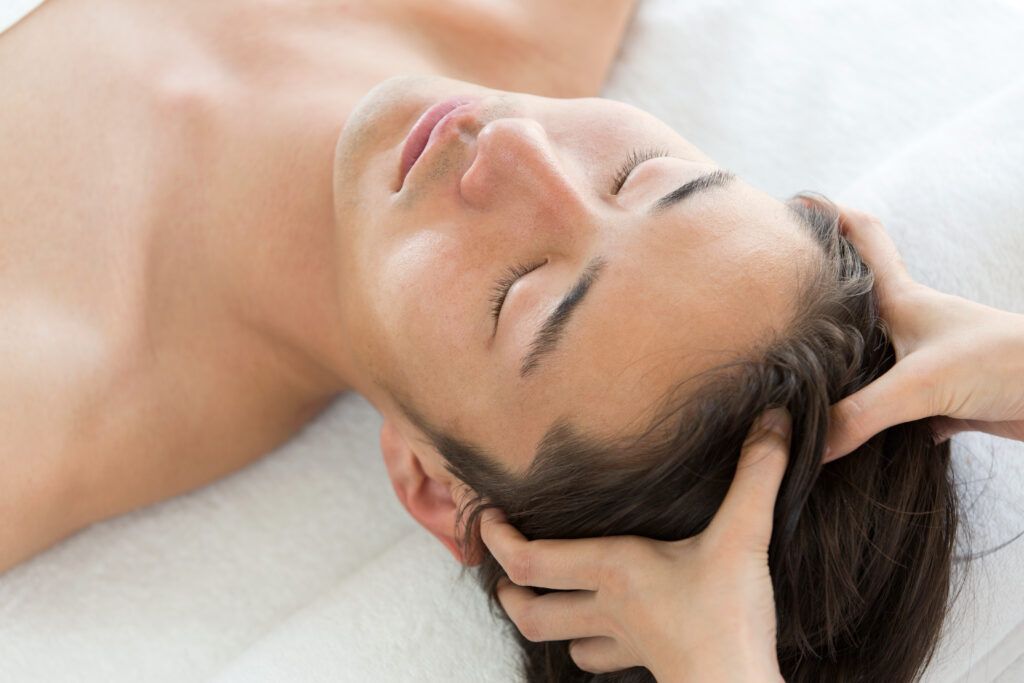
{"left": 184, "top": 86, "right": 364, "bottom": 403}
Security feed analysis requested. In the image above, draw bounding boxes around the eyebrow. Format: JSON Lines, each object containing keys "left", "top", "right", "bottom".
{"left": 517, "top": 168, "right": 735, "bottom": 379}
{"left": 519, "top": 255, "right": 606, "bottom": 378}
{"left": 651, "top": 169, "right": 736, "bottom": 213}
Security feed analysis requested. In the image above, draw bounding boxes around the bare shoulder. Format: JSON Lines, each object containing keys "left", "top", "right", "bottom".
{"left": 510, "top": 0, "right": 641, "bottom": 95}
{"left": 385, "top": 0, "right": 641, "bottom": 97}
{"left": 0, "top": 309, "right": 107, "bottom": 574}
{"left": 0, "top": 312, "right": 331, "bottom": 575}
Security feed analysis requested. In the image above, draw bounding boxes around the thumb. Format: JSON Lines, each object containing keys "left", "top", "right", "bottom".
{"left": 711, "top": 409, "right": 791, "bottom": 546}
{"left": 826, "top": 361, "right": 932, "bottom": 461}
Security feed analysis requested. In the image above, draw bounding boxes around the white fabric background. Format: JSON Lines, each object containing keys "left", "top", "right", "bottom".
{"left": 1, "top": 0, "right": 1022, "bottom": 681}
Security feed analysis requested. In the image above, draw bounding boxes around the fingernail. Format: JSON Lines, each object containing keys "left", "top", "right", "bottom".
{"left": 759, "top": 409, "right": 791, "bottom": 439}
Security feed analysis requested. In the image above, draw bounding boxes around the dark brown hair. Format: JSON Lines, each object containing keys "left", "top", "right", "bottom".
{"left": 425, "top": 195, "right": 961, "bottom": 682}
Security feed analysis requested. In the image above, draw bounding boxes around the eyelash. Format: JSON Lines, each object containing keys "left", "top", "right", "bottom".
{"left": 489, "top": 261, "right": 544, "bottom": 322}
{"left": 611, "top": 147, "right": 669, "bottom": 194}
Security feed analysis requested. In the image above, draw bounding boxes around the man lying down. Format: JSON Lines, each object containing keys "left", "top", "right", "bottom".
{"left": 4, "top": 0, "right": 1023, "bottom": 681}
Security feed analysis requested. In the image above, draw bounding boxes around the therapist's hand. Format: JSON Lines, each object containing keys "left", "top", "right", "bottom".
{"left": 479, "top": 410, "right": 791, "bottom": 683}
{"left": 825, "top": 206, "right": 1024, "bottom": 461}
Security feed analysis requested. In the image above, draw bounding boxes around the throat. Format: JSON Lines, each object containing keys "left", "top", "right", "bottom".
{"left": 207, "top": 118, "right": 352, "bottom": 400}
{"left": 149, "top": 77, "right": 354, "bottom": 402}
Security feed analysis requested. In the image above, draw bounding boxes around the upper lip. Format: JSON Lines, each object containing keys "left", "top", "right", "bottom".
{"left": 397, "top": 97, "right": 482, "bottom": 191}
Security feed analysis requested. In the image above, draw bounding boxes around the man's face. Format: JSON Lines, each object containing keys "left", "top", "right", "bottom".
{"left": 333, "top": 75, "right": 817, "bottom": 472}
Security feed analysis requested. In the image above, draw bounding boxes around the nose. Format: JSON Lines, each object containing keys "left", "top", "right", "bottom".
{"left": 460, "top": 117, "right": 584, "bottom": 211}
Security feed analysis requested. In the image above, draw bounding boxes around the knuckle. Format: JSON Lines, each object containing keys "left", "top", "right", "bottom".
{"left": 750, "top": 430, "right": 789, "bottom": 458}
{"left": 506, "top": 550, "right": 533, "bottom": 586}
{"left": 840, "top": 205, "right": 873, "bottom": 226}
{"left": 515, "top": 607, "right": 543, "bottom": 642}
{"left": 863, "top": 212, "right": 884, "bottom": 227}
{"left": 597, "top": 560, "right": 634, "bottom": 600}
{"left": 842, "top": 396, "right": 867, "bottom": 429}
{"left": 836, "top": 395, "right": 870, "bottom": 438}
{"left": 741, "top": 437, "right": 788, "bottom": 478}
{"left": 598, "top": 548, "right": 634, "bottom": 598}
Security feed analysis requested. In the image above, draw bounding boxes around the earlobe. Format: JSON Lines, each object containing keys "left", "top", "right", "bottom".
{"left": 379, "top": 419, "right": 480, "bottom": 566}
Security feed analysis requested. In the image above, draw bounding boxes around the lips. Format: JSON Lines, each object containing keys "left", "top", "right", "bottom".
{"left": 398, "top": 96, "right": 481, "bottom": 188}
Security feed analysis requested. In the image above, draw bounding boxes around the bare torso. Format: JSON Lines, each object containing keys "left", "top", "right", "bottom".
{"left": 0, "top": 0, "right": 636, "bottom": 570}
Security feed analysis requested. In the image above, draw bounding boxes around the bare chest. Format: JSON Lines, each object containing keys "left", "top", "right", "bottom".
{"left": 0, "top": 1, "right": 162, "bottom": 459}
{"left": 0, "top": 0, "right": 330, "bottom": 480}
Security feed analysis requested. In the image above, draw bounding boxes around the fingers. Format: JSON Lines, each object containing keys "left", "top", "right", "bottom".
{"left": 708, "top": 409, "right": 790, "bottom": 546}
{"left": 825, "top": 361, "right": 933, "bottom": 461}
{"left": 569, "top": 637, "right": 637, "bottom": 674}
{"left": 495, "top": 578, "right": 601, "bottom": 643}
{"left": 834, "top": 204, "right": 913, "bottom": 316}
{"left": 480, "top": 508, "right": 601, "bottom": 590}
{"left": 496, "top": 578, "right": 640, "bottom": 672}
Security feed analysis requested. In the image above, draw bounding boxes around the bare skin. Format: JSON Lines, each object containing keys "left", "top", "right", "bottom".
{"left": 0, "top": 0, "right": 638, "bottom": 573}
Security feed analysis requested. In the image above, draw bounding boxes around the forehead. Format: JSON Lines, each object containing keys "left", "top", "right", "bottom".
{"left": 470, "top": 180, "right": 819, "bottom": 471}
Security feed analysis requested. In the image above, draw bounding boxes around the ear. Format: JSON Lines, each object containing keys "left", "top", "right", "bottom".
{"left": 379, "top": 418, "right": 479, "bottom": 565}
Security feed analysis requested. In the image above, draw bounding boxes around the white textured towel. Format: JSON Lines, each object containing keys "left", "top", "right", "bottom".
{"left": 1, "top": 1, "right": 1022, "bottom": 681}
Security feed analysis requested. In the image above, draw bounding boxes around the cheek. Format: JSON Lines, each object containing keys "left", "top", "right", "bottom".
{"left": 376, "top": 232, "right": 486, "bottom": 361}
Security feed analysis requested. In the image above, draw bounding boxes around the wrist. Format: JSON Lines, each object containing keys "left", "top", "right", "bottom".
{"left": 653, "top": 647, "right": 783, "bottom": 683}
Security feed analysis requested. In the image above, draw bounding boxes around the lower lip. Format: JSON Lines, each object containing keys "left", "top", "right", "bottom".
{"left": 399, "top": 96, "right": 480, "bottom": 187}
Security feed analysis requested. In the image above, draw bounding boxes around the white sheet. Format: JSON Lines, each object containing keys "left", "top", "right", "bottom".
{"left": 2, "top": 0, "right": 1022, "bottom": 681}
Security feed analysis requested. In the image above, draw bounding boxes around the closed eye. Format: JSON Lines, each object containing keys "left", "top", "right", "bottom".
{"left": 489, "top": 260, "right": 545, "bottom": 328}
{"left": 611, "top": 147, "right": 669, "bottom": 194}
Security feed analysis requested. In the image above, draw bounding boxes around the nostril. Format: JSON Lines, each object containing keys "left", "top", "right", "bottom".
{"left": 427, "top": 98, "right": 484, "bottom": 147}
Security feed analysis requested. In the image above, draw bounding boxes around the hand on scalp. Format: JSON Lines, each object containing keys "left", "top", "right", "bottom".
{"left": 479, "top": 410, "right": 792, "bottom": 683}
{"left": 825, "top": 206, "right": 1024, "bottom": 461}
